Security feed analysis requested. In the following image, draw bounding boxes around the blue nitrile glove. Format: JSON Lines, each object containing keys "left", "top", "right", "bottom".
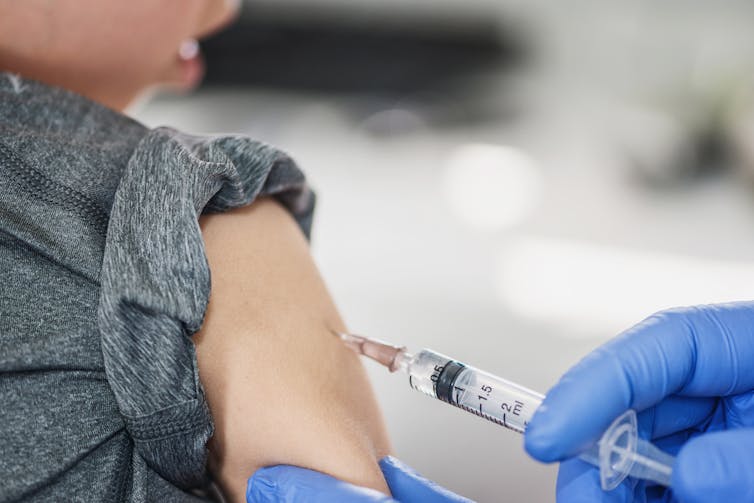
{"left": 524, "top": 302, "right": 754, "bottom": 503}
{"left": 247, "top": 455, "right": 473, "bottom": 502}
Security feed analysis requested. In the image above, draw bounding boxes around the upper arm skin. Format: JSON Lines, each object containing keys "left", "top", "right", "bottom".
{"left": 194, "top": 198, "right": 392, "bottom": 502}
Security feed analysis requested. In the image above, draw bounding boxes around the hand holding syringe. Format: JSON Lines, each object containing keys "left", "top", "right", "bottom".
{"left": 335, "top": 331, "right": 675, "bottom": 492}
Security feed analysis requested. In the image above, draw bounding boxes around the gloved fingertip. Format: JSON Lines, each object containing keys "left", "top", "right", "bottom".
{"left": 379, "top": 455, "right": 432, "bottom": 494}
{"left": 672, "top": 433, "right": 740, "bottom": 503}
{"left": 524, "top": 433, "right": 558, "bottom": 463}
{"left": 247, "top": 468, "right": 279, "bottom": 503}
{"left": 379, "top": 456, "right": 417, "bottom": 476}
{"left": 378, "top": 456, "right": 472, "bottom": 503}
{"left": 247, "top": 465, "right": 398, "bottom": 503}
{"left": 524, "top": 407, "right": 566, "bottom": 462}
{"left": 672, "top": 439, "right": 710, "bottom": 503}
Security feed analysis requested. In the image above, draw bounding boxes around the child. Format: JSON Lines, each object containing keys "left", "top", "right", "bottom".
{"left": 0, "top": 1, "right": 394, "bottom": 501}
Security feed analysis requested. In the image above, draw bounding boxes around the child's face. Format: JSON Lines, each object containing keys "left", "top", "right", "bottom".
{"left": 0, "top": 0, "right": 240, "bottom": 110}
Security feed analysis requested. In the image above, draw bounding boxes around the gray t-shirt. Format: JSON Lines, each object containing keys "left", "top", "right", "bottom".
{"left": 0, "top": 73, "right": 314, "bottom": 501}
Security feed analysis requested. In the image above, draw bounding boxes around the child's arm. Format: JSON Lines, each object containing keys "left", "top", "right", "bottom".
{"left": 195, "top": 198, "right": 392, "bottom": 502}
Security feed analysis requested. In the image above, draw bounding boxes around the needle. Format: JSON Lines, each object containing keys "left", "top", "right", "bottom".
{"left": 331, "top": 330, "right": 406, "bottom": 372}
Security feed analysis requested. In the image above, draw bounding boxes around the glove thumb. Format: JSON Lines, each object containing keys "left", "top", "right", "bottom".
{"left": 673, "top": 428, "right": 754, "bottom": 503}
{"left": 379, "top": 457, "right": 473, "bottom": 503}
{"left": 248, "top": 465, "right": 395, "bottom": 503}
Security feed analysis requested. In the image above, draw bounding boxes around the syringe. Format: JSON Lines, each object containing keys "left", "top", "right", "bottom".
{"left": 335, "top": 331, "right": 674, "bottom": 492}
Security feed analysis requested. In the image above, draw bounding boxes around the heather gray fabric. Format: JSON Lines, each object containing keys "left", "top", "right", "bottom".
{"left": 0, "top": 73, "right": 315, "bottom": 501}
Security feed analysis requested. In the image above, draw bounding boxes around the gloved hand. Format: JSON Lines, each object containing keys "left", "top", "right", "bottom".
{"left": 246, "top": 456, "right": 473, "bottom": 502}
{"left": 524, "top": 302, "right": 754, "bottom": 503}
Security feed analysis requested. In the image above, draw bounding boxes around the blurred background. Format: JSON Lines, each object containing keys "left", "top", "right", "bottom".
{"left": 134, "top": 1, "right": 754, "bottom": 501}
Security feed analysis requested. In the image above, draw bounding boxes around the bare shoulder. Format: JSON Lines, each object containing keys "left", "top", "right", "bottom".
{"left": 195, "top": 198, "right": 391, "bottom": 502}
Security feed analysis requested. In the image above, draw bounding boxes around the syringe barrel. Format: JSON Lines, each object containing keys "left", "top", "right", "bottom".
{"left": 401, "top": 349, "right": 545, "bottom": 433}
{"left": 395, "top": 347, "right": 674, "bottom": 492}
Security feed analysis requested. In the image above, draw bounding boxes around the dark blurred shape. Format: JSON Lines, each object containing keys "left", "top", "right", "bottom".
{"left": 200, "top": 9, "right": 521, "bottom": 97}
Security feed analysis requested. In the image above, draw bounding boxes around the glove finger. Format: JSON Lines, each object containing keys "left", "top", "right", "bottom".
{"left": 248, "top": 465, "right": 395, "bottom": 503}
{"left": 557, "top": 459, "right": 677, "bottom": 502}
{"left": 652, "top": 430, "right": 693, "bottom": 457}
{"left": 651, "top": 398, "right": 725, "bottom": 456}
{"left": 724, "top": 390, "right": 754, "bottom": 428}
{"left": 378, "top": 456, "right": 473, "bottom": 503}
{"left": 556, "top": 458, "right": 634, "bottom": 503}
{"left": 673, "top": 428, "right": 754, "bottom": 503}
{"left": 637, "top": 396, "right": 717, "bottom": 439}
{"left": 526, "top": 302, "right": 754, "bottom": 462}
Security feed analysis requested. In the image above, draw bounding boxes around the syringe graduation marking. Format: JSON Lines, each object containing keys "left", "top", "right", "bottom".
{"left": 454, "top": 402, "right": 525, "bottom": 432}
{"left": 433, "top": 359, "right": 526, "bottom": 433}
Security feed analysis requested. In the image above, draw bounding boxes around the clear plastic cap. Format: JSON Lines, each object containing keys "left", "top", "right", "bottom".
{"left": 596, "top": 409, "right": 674, "bottom": 490}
